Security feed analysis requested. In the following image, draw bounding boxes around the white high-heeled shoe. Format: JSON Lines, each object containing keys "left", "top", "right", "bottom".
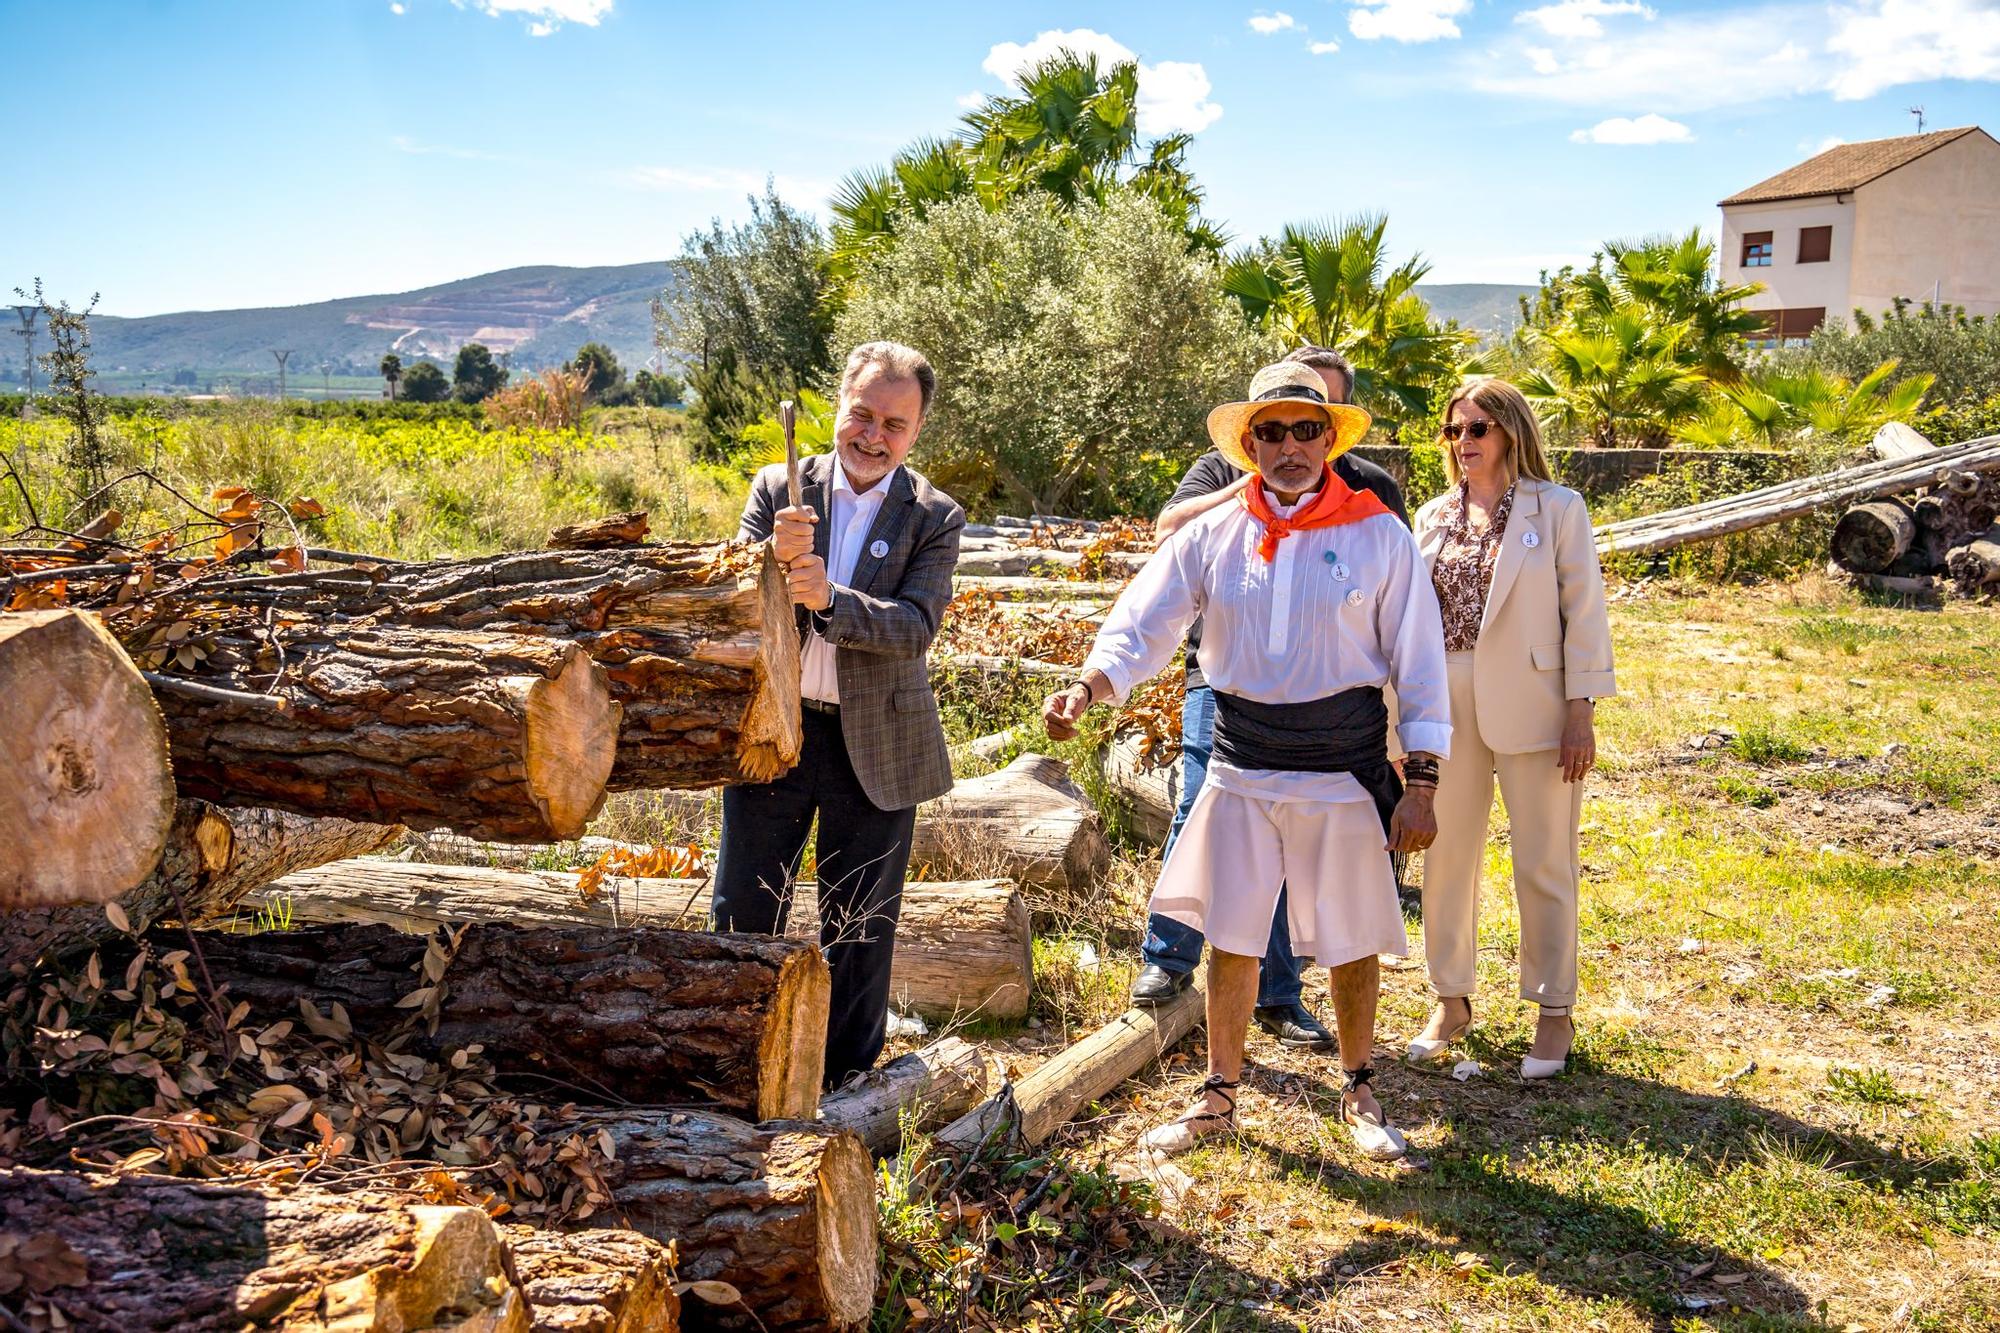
{"left": 1404, "top": 999, "right": 1472, "bottom": 1065}
{"left": 1520, "top": 1014, "right": 1574, "bottom": 1081}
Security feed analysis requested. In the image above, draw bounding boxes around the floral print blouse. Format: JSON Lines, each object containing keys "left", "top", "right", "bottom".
{"left": 1429, "top": 482, "right": 1516, "bottom": 652}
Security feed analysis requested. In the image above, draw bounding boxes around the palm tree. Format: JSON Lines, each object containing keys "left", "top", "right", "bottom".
{"left": 1681, "top": 358, "right": 1934, "bottom": 449}
{"left": 379, "top": 353, "right": 403, "bottom": 402}
{"left": 1517, "top": 306, "right": 1709, "bottom": 448}
{"left": 1569, "top": 231, "right": 1767, "bottom": 385}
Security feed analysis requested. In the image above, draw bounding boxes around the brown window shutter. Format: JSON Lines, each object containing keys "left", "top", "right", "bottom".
{"left": 1798, "top": 226, "right": 1832, "bottom": 263}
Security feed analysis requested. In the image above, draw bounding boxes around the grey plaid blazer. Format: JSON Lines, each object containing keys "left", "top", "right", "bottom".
{"left": 737, "top": 452, "right": 965, "bottom": 812}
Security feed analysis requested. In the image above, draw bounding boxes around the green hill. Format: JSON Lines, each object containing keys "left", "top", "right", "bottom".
{"left": 1414, "top": 283, "right": 1535, "bottom": 340}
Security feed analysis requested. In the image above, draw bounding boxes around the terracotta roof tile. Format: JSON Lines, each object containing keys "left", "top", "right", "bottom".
{"left": 1720, "top": 127, "right": 1989, "bottom": 206}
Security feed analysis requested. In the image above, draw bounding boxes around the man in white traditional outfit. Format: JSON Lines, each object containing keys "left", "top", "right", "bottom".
{"left": 1044, "top": 362, "right": 1450, "bottom": 1160}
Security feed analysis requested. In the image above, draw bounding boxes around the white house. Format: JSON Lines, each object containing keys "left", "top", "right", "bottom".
{"left": 1718, "top": 126, "right": 2000, "bottom": 339}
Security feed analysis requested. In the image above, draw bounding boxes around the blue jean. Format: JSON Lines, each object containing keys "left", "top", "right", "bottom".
{"left": 1140, "top": 683, "right": 1304, "bottom": 1008}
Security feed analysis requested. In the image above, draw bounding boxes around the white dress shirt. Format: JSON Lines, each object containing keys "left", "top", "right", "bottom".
{"left": 801, "top": 459, "right": 898, "bottom": 704}
{"left": 1082, "top": 485, "right": 1452, "bottom": 803}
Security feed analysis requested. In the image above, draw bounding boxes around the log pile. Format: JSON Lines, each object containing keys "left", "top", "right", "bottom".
{"left": 1821, "top": 429, "right": 2000, "bottom": 595}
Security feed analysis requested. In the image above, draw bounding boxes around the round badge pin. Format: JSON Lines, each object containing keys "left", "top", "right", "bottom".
{"left": 1345, "top": 588, "right": 1365, "bottom": 607}
{"left": 870, "top": 539, "right": 889, "bottom": 559}
{"left": 1522, "top": 530, "right": 1540, "bottom": 549}
{"left": 1332, "top": 562, "right": 1351, "bottom": 582}
{"left": 1322, "top": 550, "right": 1337, "bottom": 564}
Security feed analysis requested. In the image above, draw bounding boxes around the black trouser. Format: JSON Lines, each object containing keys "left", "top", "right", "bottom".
{"left": 713, "top": 707, "right": 916, "bottom": 1089}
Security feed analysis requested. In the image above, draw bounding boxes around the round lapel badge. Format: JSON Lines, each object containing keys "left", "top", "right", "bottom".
{"left": 869, "top": 539, "right": 890, "bottom": 559}
{"left": 1332, "top": 562, "right": 1351, "bottom": 582}
{"left": 1345, "top": 588, "right": 1365, "bottom": 607}
{"left": 1522, "top": 530, "right": 1540, "bottom": 549}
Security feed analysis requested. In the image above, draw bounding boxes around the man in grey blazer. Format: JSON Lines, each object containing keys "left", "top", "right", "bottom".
{"left": 714, "top": 341, "right": 965, "bottom": 1088}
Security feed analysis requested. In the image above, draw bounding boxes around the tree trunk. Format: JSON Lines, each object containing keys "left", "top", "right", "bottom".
{"left": 245, "top": 863, "right": 1034, "bottom": 1023}
{"left": 130, "top": 542, "right": 801, "bottom": 790}
{"left": 502, "top": 1226, "right": 680, "bottom": 1333}
{"left": 0, "top": 609, "right": 175, "bottom": 913}
{"left": 1946, "top": 526, "right": 2000, "bottom": 596}
{"left": 1831, "top": 498, "right": 1917, "bottom": 573}
{"left": 144, "top": 923, "right": 829, "bottom": 1119}
{"left": 2, "top": 800, "right": 401, "bottom": 975}
{"left": 571, "top": 1110, "right": 876, "bottom": 1332}
{"left": 929, "top": 974, "right": 1207, "bottom": 1156}
{"left": 817, "top": 1036, "right": 994, "bottom": 1154}
{"left": 1096, "top": 731, "right": 1181, "bottom": 847}
{"left": 547, "top": 512, "right": 650, "bottom": 551}
{"left": 1867, "top": 422, "right": 1936, "bottom": 462}
{"left": 0, "top": 1166, "right": 529, "bottom": 1332}
{"left": 157, "top": 627, "right": 619, "bottom": 843}
{"left": 911, "top": 753, "right": 1111, "bottom": 897}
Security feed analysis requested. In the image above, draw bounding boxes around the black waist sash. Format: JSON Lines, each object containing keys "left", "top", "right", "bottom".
{"left": 1211, "top": 686, "right": 1402, "bottom": 833}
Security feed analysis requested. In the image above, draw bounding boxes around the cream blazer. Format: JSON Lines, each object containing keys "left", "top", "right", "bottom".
{"left": 1413, "top": 478, "right": 1616, "bottom": 754}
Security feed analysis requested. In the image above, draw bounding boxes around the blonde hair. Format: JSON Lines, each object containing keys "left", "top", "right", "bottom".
{"left": 1441, "top": 377, "right": 1554, "bottom": 487}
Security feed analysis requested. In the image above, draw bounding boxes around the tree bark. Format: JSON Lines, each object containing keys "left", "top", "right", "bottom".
{"left": 0, "top": 1166, "right": 529, "bottom": 1332}
{"left": 817, "top": 1036, "right": 994, "bottom": 1154}
{"left": 1946, "top": 525, "right": 2000, "bottom": 596}
{"left": 143, "top": 923, "right": 829, "bottom": 1119}
{"left": 547, "top": 512, "right": 650, "bottom": 551}
{"left": 1831, "top": 498, "right": 1917, "bottom": 573}
{"left": 2, "top": 800, "right": 401, "bottom": 975}
{"left": 130, "top": 542, "right": 801, "bottom": 791}
{"left": 569, "top": 1110, "right": 876, "bottom": 1332}
{"left": 245, "top": 862, "right": 1034, "bottom": 1023}
{"left": 929, "top": 974, "right": 1207, "bottom": 1156}
{"left": 501, "top": 1226, "right": 681, "bottom": 1333}
{"left": 911, "top": 753, "right": 1111, "bottom": 897}
{"left": 0, "top": 609, "right": 176, "bottom": 913}
{"left": 158, "top": 627, "right": 620, "bottom": 843}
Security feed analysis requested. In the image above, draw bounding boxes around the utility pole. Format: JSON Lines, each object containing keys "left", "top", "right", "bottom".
{"left": 320, "top": 359, "right": 332, "bottom": 400}
{"left": 12, "top": 305, "right": 38, "bottom": 417}
{"left": 272, "top": 349, "right": 292, "bottom": 402}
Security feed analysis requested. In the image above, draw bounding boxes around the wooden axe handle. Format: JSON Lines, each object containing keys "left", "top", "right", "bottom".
{"left": 780, "top": 399, "right": 802, "bottom": 509}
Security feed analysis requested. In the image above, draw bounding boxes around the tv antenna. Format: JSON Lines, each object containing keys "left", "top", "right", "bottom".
{"left": 12, "top": 306, "right": 38, "bottom": 414}
{"left": 1908, "top": 105, "right": 1926, "bottom": 134}
{"left": 272, "top": 349, "right": 293, "bottom": 401}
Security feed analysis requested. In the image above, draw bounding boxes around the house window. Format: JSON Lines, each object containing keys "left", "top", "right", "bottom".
{"left": 1779, "top": 307, "right": 1826, "bottom": 339}
{"left": 1742, "top": 232, "right": 1773, "bottom": 267}
{"left": 1798, "top": 226, "right": 1832, "bottom": 264}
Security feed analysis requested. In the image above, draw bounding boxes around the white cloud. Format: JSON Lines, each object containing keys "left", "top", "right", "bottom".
{"left": 389, "top": 2, "right": 406, "bottom": 13}
{"left": 1569, "top": 113, "right": 1695, "bottom": 143}
{"left": 980, "top": 29, "right": 1223, "bottom": 135}
{"left": 1516, "top": 0, "right": 1654, "bottom": 39}
{"left": 1812, "top": 135, "right": 1848, "bottom": 153}
{"left": 956, "top": 91, "right": 986, "bottom": 108}
{"left": 1525, "top": 45, "right": 1560, "bottom": 73}
{"left": 1825, "top": 0, "right": 2000, "bottom": 100}
{"left": 1310, "top": 39, "right": 1342, "bottom": 54}
{"left": 1248, "top": 11, "right": 1298, "bottom": 34}
{"left": 451, "top": 0, "right": 613, "bottom": 35}
{"left": 1348, "top": 0, "right": 1471, "bottom": 43}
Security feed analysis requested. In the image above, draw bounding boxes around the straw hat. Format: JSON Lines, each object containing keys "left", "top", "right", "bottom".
{"left": 1205, "top": 363, "right": 1373, "bottom": 474}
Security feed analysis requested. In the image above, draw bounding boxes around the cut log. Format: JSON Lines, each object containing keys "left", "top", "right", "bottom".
{"left": 128, "top": 542, "right": 801, "bottom": 790}
{"left": 818, "top": 1036, "right": 994, "bottom": 1154}
{"left": 158, "top": 627, "right": 620, "bottom": 843}
{"left": 0, "top": 1166, "right": 529, "bottom": 1331}
{"left": 0, "top": 608, "right": 176, "bottom": 912}
{"left": 953, "top": 547, "right": 1149, "bottom": 579}
{"left": 547, "top": 511, "right": 650, "bottom": 550}
{"left": 245, "top": 862, "right": 1034, "bottom": 1022}
{"left": 1096, "top": 730, "right": 1181, "bottom": 847}
{"left": 1827, "top": 561, "right": 1941, "bottom": 599}
{"left": 950, "top": 575, "right": 1131, "bottom": 602}
{"left": 574, "top": 1110, "right": 876, "bottom": 1331}
{"left": 1831, "top": 498, "right": 1917, "bottom": 573}
{"left": 502, "top": 1226, "right": 680, "bottom": 1333}
{"left": 3, "top": 800, "right": 401, "bottom": 975}
{"left": 930, "top": 974, "right": 1208, "bottom": 1155}
{"left": 911, "top": 753, "right": 1111, "bottom": 896}
{"left": 1596, "top": 432, "right": 2000, "bottom": 557}
{"left": 1946, "top": 525, "right": 2000, "bottom": 595}
{"left": 1867, "top": 422, "right": 1937, "bottom": 462}
{"left": 146, "top": 922, "right": 829, "bottom": 1118}
{"left": 934, "top": 651, "right": 1075, "bottom": 679}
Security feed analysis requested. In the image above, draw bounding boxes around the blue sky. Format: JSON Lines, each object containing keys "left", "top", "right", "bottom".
{"left": 4, "top": 0, "right": 1997, "bottom": 316}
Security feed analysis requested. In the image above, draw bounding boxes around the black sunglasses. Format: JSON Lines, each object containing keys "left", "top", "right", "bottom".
{"left": 1441, "top": 420, "right": 1496, "bottom": 441}
{"left": 1250, "top": 419, "right": 1328, "bottom": 445}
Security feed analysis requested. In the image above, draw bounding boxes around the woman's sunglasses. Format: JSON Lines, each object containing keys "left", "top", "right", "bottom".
{"left": 1250, "top": 419, "right": 1328, "bottom": 445}
{"left": 1441, "top": 420, "right": 1497, "bottom": 442}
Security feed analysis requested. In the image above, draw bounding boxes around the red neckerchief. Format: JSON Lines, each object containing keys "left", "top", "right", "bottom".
{"left": 1241, "top": 465, "right": 1392, "bottom": 562}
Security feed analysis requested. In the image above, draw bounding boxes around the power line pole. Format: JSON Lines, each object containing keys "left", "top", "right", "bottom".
{"left": 320, "top": 359, "right": 332, "bottom": 400}
{"left": 272, "top": 349, "right": 292, "bottom": 402}
{"left": 12, "top": 305, "right": 38, "bottom": 417}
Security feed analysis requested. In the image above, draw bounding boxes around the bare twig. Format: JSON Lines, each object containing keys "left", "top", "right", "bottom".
{"left": 140, "top": 671, "right": 290, "bottom": 710}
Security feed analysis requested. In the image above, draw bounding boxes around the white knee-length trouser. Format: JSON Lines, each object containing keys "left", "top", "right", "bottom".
{"left": 1420, "top": 652, "right": 1582, "bottom": 1011}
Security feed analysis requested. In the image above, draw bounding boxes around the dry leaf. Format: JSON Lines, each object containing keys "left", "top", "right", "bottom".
{"left": 103, "top": 903, "right": 131, "bottom": 934}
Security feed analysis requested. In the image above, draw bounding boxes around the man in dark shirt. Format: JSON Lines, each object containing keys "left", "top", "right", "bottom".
{"left": 1130, "top": 346, "right": 1410, "bottom": 1051}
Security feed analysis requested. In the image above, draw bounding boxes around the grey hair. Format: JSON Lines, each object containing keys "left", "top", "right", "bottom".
{"left": 841, "top": 341, "right": 936, "bottom": 415}
{"left": 1281, "top": 345, "right": 1355, "bottom": 403}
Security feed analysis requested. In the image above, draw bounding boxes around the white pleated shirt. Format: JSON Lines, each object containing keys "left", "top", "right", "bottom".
{"left": 1083, "top": 486, "right": 1452, "bottom": 803}
{"left": 800, "top": 459, "right": 896, "bottom": 705}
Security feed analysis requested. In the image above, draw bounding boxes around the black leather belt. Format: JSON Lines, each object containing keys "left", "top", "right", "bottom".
{"left": 801, "top": 697, "right": 840, "bottom": 716}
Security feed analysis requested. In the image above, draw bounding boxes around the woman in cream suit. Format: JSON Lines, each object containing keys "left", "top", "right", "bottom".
{"left": 1405, "top": 377, "right": 1615, "bottom": 1079}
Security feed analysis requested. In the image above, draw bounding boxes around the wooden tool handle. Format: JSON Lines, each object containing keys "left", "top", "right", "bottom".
{"left": 780, "top": 400, "right": 802, "bottom": 509}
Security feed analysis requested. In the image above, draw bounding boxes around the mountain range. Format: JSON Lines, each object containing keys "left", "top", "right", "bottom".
{"left": 7, "top": 263, "right": 1533, "bottom": 388}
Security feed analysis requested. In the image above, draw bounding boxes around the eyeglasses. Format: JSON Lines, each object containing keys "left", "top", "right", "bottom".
{"left": 1250, "top": 419, "right": 1328, "bottom": 445}
{"left": 1441, "top": 420, "right": 1497, "bottom": 442}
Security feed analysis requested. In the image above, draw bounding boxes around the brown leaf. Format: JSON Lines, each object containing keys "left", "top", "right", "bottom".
{"left": 102, "top": 903, "right": 131, "bottom": 934}
{"left": 267, "top": 547, "right": 305, "bottom": 573}
{"left": 287, "top": 497, "right": 326, "bottom": 520}
{"left": 686, "top": 1280, "right": 743, "bottom": 1307}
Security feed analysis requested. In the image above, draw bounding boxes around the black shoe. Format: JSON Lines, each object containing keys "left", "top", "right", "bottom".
{"left": 1254, "top": 1001, "right": 1337, "bottom": 1051}
{"left": 1130, "top": 964, "right": 1194, "bottom": 1007}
